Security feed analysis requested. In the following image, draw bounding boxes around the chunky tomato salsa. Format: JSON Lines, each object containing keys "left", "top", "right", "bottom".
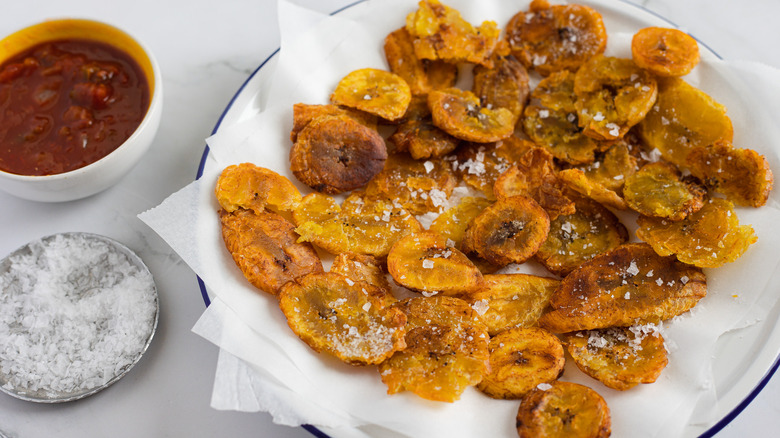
{"left": 0, "top": 39, "right": 149, "bottom": 176}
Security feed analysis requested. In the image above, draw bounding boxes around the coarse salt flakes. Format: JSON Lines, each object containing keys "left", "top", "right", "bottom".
{"left": 0, "top": 233, "right": 157, "bottom": 399}
{"left": 422, "top": 259, "right": 435, "bottom": 269}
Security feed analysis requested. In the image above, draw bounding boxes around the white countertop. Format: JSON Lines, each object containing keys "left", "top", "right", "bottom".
{"left": 0, "top": 0, "right": 777, "bottom": 437}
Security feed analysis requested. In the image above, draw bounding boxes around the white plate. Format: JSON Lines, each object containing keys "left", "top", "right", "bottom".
{"left": 196, "top": 1, "right": 780, "bottom": 436}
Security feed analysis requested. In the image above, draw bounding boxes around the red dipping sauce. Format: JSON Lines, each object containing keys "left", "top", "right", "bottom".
{"left": 0, "top": 39, "right": 149, "bottom": 176}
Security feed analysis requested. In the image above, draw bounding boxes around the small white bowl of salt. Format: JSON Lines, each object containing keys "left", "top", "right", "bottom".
{"left": 0, "top": 232, "right": 158, "bottom": 402}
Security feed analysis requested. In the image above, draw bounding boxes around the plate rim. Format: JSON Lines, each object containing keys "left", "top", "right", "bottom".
{"left": 194, "top": 1, "right": 779, "bottom": 437}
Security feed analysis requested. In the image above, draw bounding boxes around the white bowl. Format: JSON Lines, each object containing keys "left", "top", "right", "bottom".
{"left": 0, "top": 18, "right": 162, "bottom": 202}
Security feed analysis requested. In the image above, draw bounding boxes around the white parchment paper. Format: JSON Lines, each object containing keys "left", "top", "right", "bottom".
{"left": 139, "top": 0, "right": 780, "bottom": 436}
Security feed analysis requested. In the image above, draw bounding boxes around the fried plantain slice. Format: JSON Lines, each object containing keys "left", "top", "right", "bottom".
{"left": 636, "top": 77, "right": 733, "bottom": 168}
{"left": 378, "top": 296, "right": 490, "bottom": 402}
{"left": 686, "top": 140, "right": 774, "bottom": 208}
{"left": 516, "top": 381, "right": 611, "bottom": 438}
{"left": 493, "top": 146, "right": 575, "bottom": 220}
{"left": 428, "top": 87, "right": 516, "bottom": 143}
{"left": 389, "top": 117, "right": 460, "bottom": 160}
{"left": 220, "top": 209, "right": 323, "bottom": 296}
{"left": 295, "top": 191, "right": 423, "bottom": 258}
{"left": 405, "top": 0, "right": 500, "bottom": 67}
{"left": 387, "top": 231, "right": 483, "bottom": 296}
{"left": 215, "top": 163, "right": 302, "bottom": 215}
{"left": 290, "top": 114, "right": 387, "bottom": 194}
{"left": 467, "top": 274, "right": 559, "bottom": 336}
{"left": 454, "top": 136, "right": 535, "bottom": 199}
{"left": 522, "top": 71, "right": 603, "bottom": 165}
{"left": 292, "top": 192, "right": 341, "bottom": 226}
{"left": 538, "top": 243, "right": 707, "bottom": 333}
{"left": 631, "top": 27, "right": 700, "bottom": 77}
{"left": 384, "top": 26, "right": 457, "bottom": 96}
{"left": 365, "top": 152, "right": 457, "bottom": 215}
{"left": 462, "top": 195, "right": 551, "bottom": 266}
{"left": 557, "top": 136, "right": 644, "bottom": 210}
{"left": 535, "top": 195, "right": 629, "bottom": 277}
{"left": 290, "top": 103, "right": 378, "bottom": 143}
{"left": 472, "top": 53, "right": 531, "bottom": 124}
{"left": 636, "top": 198, "right": 757, "bottom": 268}
{"left": 330, "top": 252, "right": 392, "bottom": 292}
{"left": 565, "top": 324, "right": 668, "bottom": 391}
{"left": 278, "top": 272, "right": 407, "bottom": 365}
{"left": 505, "top": 0, "right": 607, "bottom": 77}
{"left": 623, "top": 161, "right": 706, "bottom": 221}
{"left": 330, "top": 68, "right": 412, "bottom": 121}
{"left": 477, "top": 327, "right": 565, "bottom": 399}
{"left": 574, "top": 55, "right": 658, "bottom": 141}
{"left": 429, "top": 196, "right": 493, "bottom": 249}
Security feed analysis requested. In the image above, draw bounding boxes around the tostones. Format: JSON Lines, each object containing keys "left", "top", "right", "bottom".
{"left": 389, "top": 117, "right": 460, "bottom": 160}
{"left": 330, "top": 68, "right": 412, "bottom": 121}
{"left": 623, "top": 161, "right": 706, "bottom": 220}
{"left": 472, "top": 53, "right": 531, "bottom": 124}
{"left": 636, "top": 198, "right": 757, "bottom": 268}
{"left": 538, "top": 243, "right": 707, "bottom": 333}
{"left": 631, "top": 27, "right": 700, "bottom": 77}
{"left": 290, "top": 114, "right": 387, "bottom": 194}
{"left": 505, "top": 0, "right": 607, "bottom": 76}
{"left": 220, "top": 208, "right": 323, "bottom": 296}
{"left": 378, "top": 296, "right": 490, "bottom": 402}
{"left": 215, "top": 163, "right": 302, "bottom": 215}
{"left": 566, "top": 325, "right": 668, "bottom": 391}
{"left": 516, "top": 381, "right": 611, "bottom": 438}
{"left": 278, "top": 272, "right": 407, "bottom": 365}
{"left": 635, "top": 76, "right": 733, "bottom": 168}
{"left": 429, "top": 196, "right": 493, "bottom": 249}
{"left": 686, "top": 140, "right": 773, "bottom": 208}
{"left": 428, "top": 87, "right": 516, "bottom": 143}
{"left": 477, "top": 327, "right": 565, "bottom": 399}
{"left": 330, "top": 252, "right": 392, "bottom": 293}
{"left": 290, "top": 103, "right": 377, "bottom": 143}
{"left": 454, "top": 136, "right": 535, "bottom": 199}
{"left": 384, "top": 26, "right": 457, "bottom": 96}
{"left": 574, "top": 55, "right": 658, "bottom": 141}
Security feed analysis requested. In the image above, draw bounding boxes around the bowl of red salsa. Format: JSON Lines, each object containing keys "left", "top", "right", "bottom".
{"left": 0, "top": 18, "right": 162, "bottom": 202}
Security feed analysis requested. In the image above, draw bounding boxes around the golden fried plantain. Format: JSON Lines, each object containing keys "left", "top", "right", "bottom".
{"left": 330, "top": 68, "right": 412, "bottom": 121}
{"left": 493, "top": 146, "right": 575, "bottom": 220}
{"left": 384, "top": 26, "right": 457, "bottom": 96}
{"left": 220, "top": 209, "right": 323, "bottom": 296}
{"left": 535, "top": 195, "right": 629, "bottom": 277}
{"left": 295, "top": 191, "right": 423, "bottom": 258}
{"left": 462, "top": 195, "right": 551, "bottom": 266}
{"left": 365, "top": 152, "right": 457, "bottom": 215}
{"left": 278, "top": 272, "right": 406, "bottom": 365}
{"left": 387, "top": 231, "right": 483, "bottom": 296}
{"left": 455, "top": 136, "right": 535, "bottom": 199}
{"left": 521, "top": 71, "right": 603, "bottom": 165}
{"left": 405, "top": 0, "right": 500, "bottom": 67}
{"left": 472, "top": 53, "right": 531, "bottom": 124}
{"left": 428, "top": 87, "right": 516, "bottom": 143}
{"left": 574, "top": 55, "right": 658, "bottom": 141}
{"left": 636, "top": 77, "right": 733, "bottom": 168}
{"left": 290, "top": 103, "right": 377, "bottom": 143}
{"left": 429, "top": 196, "right": 493, "bottom": 249}
{"left": 623, "top": 161, "right": 706, "bottom": 220}
{"left": 566, "top": 325, "right": 668, "bottom": 391}
{"left": 539, "top": 243, "right": 707, "bottom": 333}
{"left": 631, "top": 27, "right": 700, "bottom": 77}
{"left": 477, "top": 327, "right": 565, "bottom": 399}
{"left": 505, "top": 0, "right": 607, "bottom": 77}
{"left": 389, "top": 117, "right": 460, "bottom": 160}
{"left": 686, "top": 140, "right": 774, "bottom": 208}
{"left": 292, "top": 192, "right": 341, "bottom": 226}
{"left": 516, "top": 381, "right": 611, "bottom": 438}
{"left": 636, "top": 198, "right": 757, "bottom": 268}
{"left": 290, "top": 114, "right": 387, "bottom": 194}
{"left": 330, "top": 252, "right": 392, "bottom": 292}
{"left": 467, "top": 274, "right": 559, "bottom": 336}
{"left": 378, "top": 296, "right": 490, "bottom": 402}
{"left": 215, "top": 163, "right": 302, "bottom": 215}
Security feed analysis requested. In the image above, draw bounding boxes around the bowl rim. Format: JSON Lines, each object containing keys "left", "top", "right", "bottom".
{"left": 0, "top": 17, "right": 163, "bottom": 182}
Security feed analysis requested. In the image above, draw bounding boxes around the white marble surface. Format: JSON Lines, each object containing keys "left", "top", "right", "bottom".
{"left": 0, "top": 0, "right": 777, "bottom": 437}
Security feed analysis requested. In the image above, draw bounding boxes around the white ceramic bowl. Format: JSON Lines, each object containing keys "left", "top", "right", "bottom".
{"left": 0, "top": 18, "right": 162, "bottom": 202}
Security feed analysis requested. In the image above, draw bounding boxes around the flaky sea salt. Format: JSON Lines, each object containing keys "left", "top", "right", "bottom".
{"left": 0, "top": 234, "right": 157, "bottom": 398}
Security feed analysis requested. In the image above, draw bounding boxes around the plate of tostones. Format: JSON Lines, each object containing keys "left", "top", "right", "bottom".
{"left": 186, "top": 0, "right": 780, "bottom": 437}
